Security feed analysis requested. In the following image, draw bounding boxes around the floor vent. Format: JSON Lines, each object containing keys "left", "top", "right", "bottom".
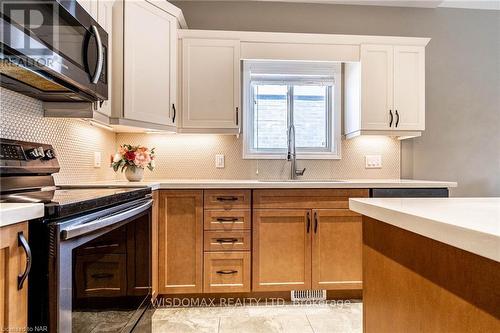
{"left": 291, "top": 290, "right": 327, "bottom": 301}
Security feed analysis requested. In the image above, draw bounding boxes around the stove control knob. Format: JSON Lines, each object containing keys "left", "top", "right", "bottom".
{"left": 25, "top": 148, "right": 42, "bottom": 160}
{"left": 43, "top": 149, "right": 56, "bottom": 160}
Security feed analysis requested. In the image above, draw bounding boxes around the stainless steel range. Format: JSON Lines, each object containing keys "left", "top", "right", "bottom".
{"left": 0, "top": 138, "right": 153, "bottom": 333}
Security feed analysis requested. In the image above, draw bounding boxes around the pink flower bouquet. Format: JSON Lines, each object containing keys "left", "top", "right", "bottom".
{"left": 111, "top": 144, "right": 156, "bottom": 172}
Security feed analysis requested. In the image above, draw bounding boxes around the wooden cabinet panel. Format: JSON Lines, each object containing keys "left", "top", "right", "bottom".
{"left": 312, "top": 209, "right": 363, "bottom": 290}
{"left": 253, "top": 210, "right": 311, "bottom": 291}
{"left": 181, "top": 38, "right": 240, "bottom": 130}
{"left": 253, "top": 189, "right": 369, "bottom": 209}
{"left": 204, "top": 231, "right": 251, "bottom": 252}
{"left": 151, "top": 190, "right": 159, "bottom": 299}
{"left": 204, "top": 210, "right": 251, "bottom": 231}
{"left": 203, "top": 252, "right": 251, "bottom": 293}
{"left": 204, "top": 190, "right": 251, "bottom": 210}
{"left": 159, "top": 190, "right": 203, "bottom": 294}
{"left": 0, "top": 222, "right": 28, "bottom": 331}
{"left": 393, "top": 46, "right": 425, "bottom": 131}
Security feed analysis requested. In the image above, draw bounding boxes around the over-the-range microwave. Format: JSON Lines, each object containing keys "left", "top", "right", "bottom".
{"left": 0, "top": 0, "right": 108, "bottom": 103}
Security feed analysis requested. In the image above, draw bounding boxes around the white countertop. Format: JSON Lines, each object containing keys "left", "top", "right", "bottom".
{"left": 0, "top": 203, "right": 45, "bottom": 228}
{"left": 58, "top": 178, "right": 457, "bottom": 190}
{"left": 349, "top": 198, "right": 500, "bottom": 262}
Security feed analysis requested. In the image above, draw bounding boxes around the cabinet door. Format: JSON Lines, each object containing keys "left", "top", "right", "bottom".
{"left": 0, "top": 222, "right": 28, "bottom": 330}
{"left": 312, "top": 209, "right": 362, "bottom": 290}
{"left": 361, "top": 44, "right": 394, "bottom": 130}
{"left": 182, "top": 38, "right": 240, "bottom": 129}
{"left": 77, "top": 0, "right": 98, "bottom": 20}
{"left": 158, "top": 190, "right": 203, "bottom": 294}
{"left": 95, "top": 0, "right": 114, "bottom": 117}
{"left": 124, "top": 0, "right": 177, "bottom": 126}
{"left": 253, "top": 210, "right": 311, "bottom": 291}
{"left": 393, "top": 46, "right": 425, "bottom": 131}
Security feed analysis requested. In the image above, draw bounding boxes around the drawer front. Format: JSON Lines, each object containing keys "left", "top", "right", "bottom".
{"left": 203, "top": 252, "right": 251, "bottom": 293}
{"left": 204, "top": 210, "right": 251, "bottom": 231}
{"left": 204, "top": 231, "right": 251, "bottom": 252}
{"left": 253, "top": 189, "right": 369, "bottom": 209}
{"left": 204, "top": 190, "right": 251, "bottom": 209}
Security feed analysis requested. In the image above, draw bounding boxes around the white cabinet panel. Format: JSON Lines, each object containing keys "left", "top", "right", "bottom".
{"left": 393, "top": 46, "right": 425, "bottom": 131}
{"left": 123, "top": 0, "right": 177, "bottom": 126}
{"left": 181, "top": 39, "right": 240, "bottom": 129}
{"left": 95, "top": 0, "right": 113, "bottom": 117}
{"left": 361, "top": 44, "right": 393, "bottom": 130}
{"left": 77, "top": 0, "right": 98, "bottom": 20}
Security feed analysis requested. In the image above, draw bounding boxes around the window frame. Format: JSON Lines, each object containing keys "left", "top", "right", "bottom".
{"left": 242, "top": 61, "right": 342, "bottom": 160}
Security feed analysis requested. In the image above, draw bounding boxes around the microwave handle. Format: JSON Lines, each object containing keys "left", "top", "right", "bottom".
{"left": 91, "top": 25, "right": 104, "bottom": 84}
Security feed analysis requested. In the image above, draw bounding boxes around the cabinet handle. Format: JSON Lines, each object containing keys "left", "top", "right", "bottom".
{"left": 17, "top": 232, "right": 32, "bottom": 290}
{"left": 172, "top": 104, "right": 176, "bottom": 123}
{"left": 306, "top": 211, "right": 311, "bottom": 233}
{"left": 389, "top": 110, "right": 393, "bottom": 127}
{"left": 216, "top": 238, "right": 238, "bottom": 243}
{"left": 314, "top": 211, "right": 318, "bottom": 234}
{"left": 216, "top": 270, "right": 238, "bottom": 275}
{"left": 216, "top": 217, "right": 238, "bottom": 223}
{"left": 216, "top": 196, "right": 238, "bottom": 202}
{"left": 395, "top": 110, "right": 399, "bottom": 128}
{"left": 91, "top": 273, "right": 114, "bottom": 279}
{"left": 236, "top": 107, "right": 239, "bottom": 126}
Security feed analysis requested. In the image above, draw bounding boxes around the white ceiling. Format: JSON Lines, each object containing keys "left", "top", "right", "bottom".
{"left": 175, "top": 0, "right": 500, "bottom": 10}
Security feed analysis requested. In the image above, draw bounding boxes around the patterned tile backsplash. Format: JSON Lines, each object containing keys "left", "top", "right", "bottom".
{"left": 0, "top": 88, "right": 116, "bottom": 184}
{"left": 1, "top": 87, "right": 400, "bottom": 182}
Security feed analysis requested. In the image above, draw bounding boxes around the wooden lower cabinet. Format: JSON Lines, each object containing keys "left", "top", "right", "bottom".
{"left": 158, "top": 190, "right": 203, "bottom": 294}
{"left": 204, "top": 252, "right": 250, "bottom": 293}
{"left": 252, "top": 209, "right": 312, "bottom": 291}
{"left": 0, "top": 222, "right": 29, "bottom": 331}
{"left": 312, "top": 209, "right": 363, "bottom": 290}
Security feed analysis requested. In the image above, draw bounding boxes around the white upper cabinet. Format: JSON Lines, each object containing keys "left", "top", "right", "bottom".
{"left": 77, "top": 0, "right": 98, "bottom": 20}
{"left": 180, "top": 38, "right": 240, "bottom": 132}
{"left": 95, "top": 0, "right": 113, "bottom": 118}
{"left": 393, "top": 46, "right": 425, "bottom": 131}
{"left": 345, "top": 44, "right": 426, "bottom": 139}
{"left": 123, "top": 0, "right": 177, "bottom": 127}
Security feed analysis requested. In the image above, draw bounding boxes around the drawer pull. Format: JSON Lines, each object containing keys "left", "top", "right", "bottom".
{"left": 216, "top": 238, "right": 238, "bottom": 243}
{"left": 91, "top": 273, "right": 114, "bottom": 279}
{"left": 216, "top": 270, "right": 238, "bottom": 275}
{"left": 216, "top": 196, "right": 238, "bottom": 202}
{"left": 216, "top": 217, "right": 239, "bottom": 223}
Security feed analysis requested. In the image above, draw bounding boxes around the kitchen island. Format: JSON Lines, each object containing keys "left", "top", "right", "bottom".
{"left": 349, "top": 198, "right": 500, "bottom": 333}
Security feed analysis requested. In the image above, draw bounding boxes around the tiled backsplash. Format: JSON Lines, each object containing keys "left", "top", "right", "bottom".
{"left": 116, "top": 133, "right": 400, "bottom": 180}
{"left": 0, "top": 88, "right": 116, "bottom": 183}
{"left": 1, "top": 87, "right": 400, "bottom": 182}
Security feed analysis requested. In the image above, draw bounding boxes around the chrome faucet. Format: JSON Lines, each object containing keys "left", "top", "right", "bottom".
{"left": 287, "top": 124, "right": 306, "bottom": 180}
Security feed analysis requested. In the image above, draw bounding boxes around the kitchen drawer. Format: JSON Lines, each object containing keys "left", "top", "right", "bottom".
{"left": 203, "top": 252, "right": 251, "bottom": 293}
{"left": 204, "top": 231, "right": 251, "bottom": 252}
{"left": 204, "top": 210, "right": 251, "bottom": 230}
{"left": 253, "top": 189, "right": 369, "bottom": 209}
{"left": 204, "top": 190, "right": 251, "bottom": 210}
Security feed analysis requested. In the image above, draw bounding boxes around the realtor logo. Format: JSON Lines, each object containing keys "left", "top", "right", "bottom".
{"left": 1, "top": 1, "right": 59, "bottom": 57}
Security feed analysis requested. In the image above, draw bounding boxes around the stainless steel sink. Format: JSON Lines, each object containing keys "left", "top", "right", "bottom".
{"left": 257, "top": 179, "right": 346, "bottom": 183}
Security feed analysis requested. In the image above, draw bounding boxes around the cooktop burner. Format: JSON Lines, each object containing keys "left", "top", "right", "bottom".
{"left": 1, "top": 187, "right": 151, "bottom": 220}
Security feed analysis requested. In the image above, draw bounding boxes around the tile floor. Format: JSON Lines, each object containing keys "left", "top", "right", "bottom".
{"left": 133, "top": 301, "right": 362, "bottom": 333}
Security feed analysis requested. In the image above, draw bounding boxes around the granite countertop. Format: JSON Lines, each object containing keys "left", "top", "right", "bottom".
{"left": 0, "top": 203, "right": 45, "bottom": 228}
{"left": 349, "top": 197, "right": 500, "bottom": 262}
{"left": 58, "top": 178, "right": 458, "bottom": 190}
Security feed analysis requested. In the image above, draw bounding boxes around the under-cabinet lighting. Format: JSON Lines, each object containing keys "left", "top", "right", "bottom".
{"left": 84, "top": 119, "right": 114, "bottom": 131}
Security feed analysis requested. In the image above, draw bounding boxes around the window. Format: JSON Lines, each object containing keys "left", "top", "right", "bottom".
{"left": 243, "top": 61, "right": 341, "bottom": 159}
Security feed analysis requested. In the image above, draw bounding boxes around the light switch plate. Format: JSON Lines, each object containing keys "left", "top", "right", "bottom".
{"left": 365, "top": 155, "right": 382, "bottom": 169}
{"left": 94, "top": 152, "right": 101, "bottom": 168}
{"left": 215, "top": 154, "right": 225, "bottom": 168}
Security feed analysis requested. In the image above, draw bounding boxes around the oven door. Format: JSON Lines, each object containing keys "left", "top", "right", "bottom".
{"left": 0, "top": 0, "right": 108, "bottom": 102}
{"left": 49, "top": 198, "right": 152, "bottom": 333}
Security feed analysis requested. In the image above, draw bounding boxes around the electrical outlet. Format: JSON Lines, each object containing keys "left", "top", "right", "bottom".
{"left": 215, "top": 154, "right": 225, "bottom": 168}
{"left": 94, "top": 152, "right": 101, "bottom": 168}
{"left": 365, "top": 155, "right": 382, "bottom": 169}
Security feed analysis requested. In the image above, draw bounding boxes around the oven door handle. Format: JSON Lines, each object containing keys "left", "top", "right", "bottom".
{"left": 60, "top": 199, "right": 153, "bottom": 240}
{"left": 91, "top": 25, "right": 104, "bottom": 84}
